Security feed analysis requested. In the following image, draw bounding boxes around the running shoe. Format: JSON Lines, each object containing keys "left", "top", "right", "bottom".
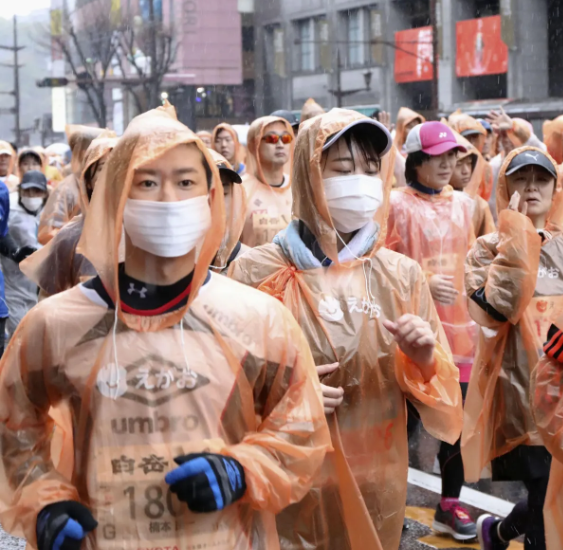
{"left": 476, "top": 514, "right": 509, "bottom": 550}
{"left": 432, "top": 503, "right": 477, "bottom": 541}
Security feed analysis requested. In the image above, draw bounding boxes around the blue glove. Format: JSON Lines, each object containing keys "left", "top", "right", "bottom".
{"left": 165, "top": 453, "right": 246, "bottom": 513}
{"left": 37, "top": 501, "right": 98, "bottom": 550}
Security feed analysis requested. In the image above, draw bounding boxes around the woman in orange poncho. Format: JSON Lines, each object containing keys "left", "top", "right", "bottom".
{"left": 20, "top": 132, "right": 117, "bottom": 296}
{"left": 212, "top": 123, "right": 246, "bottom": 176}
{"left": 448, "top": 112, "right": 494, "bottom": 201}
{"left": 386, "top": 121, "right": 478, "bottom": 541}
{"left": 37, "top": 124, "right": 106, "bottom": 244}
{"left": 240, "top": 115, "right": 294, "bottom": 247}
{"left": 462, "top": 147, "right": 561, "bottom": 550}
{"left": 230, "top": 108, "right": 462, "bottom": 550}
{"left": 0, "top": 103, "right": 330, "bottom": 550}
{"left": 449, "top": 132, "right": 495, "bottom": 237}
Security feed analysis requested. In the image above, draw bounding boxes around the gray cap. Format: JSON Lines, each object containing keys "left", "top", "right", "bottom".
{"left": 19, "top": 170, "right": 48, "bottom": 191}
{"left": 322, "top": 118, "right": 392, "bottom": 156}
{"left": 505, "top": 150, "right": 558, "bottom": 179}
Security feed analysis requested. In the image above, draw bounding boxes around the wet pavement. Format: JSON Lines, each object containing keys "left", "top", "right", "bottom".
{"left": 402, "top": 422, "right": 526, "bottom": 549}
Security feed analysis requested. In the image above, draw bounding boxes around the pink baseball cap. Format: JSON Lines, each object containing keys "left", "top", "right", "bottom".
{"left": 405, "top": 121, "right": 467, "bottom": 156}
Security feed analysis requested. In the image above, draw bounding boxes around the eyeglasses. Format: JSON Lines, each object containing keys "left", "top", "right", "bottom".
{"left": 263, "top": 133, "right": 293, "bottom": 145}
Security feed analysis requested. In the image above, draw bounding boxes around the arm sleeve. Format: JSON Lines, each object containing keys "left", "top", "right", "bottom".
{"left": 465, "top": 209, "right": 541, "bottom": 326}
{"left": 222, "top": 308, "right": 331, "bottom": 513}
{"left": 0, "top": 306, "right": 78, "bottom": 545}
{"left": 395, "top": 263, "right": 463, "bottom": 445}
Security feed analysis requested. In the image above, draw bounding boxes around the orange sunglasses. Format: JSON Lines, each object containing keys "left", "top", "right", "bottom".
{"left": 263, "top": 132, "right": 293, "bottom": 145}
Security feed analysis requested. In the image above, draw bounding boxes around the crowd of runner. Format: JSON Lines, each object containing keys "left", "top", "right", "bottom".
{"left": 0, "top": 99, "right": 562, "bottom": 550}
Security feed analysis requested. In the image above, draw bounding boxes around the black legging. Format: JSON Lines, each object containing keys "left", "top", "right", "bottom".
{"left": 408, "top": 382, "right": 468, "bottom": 498}
{"left": 495, "top": 477, "right": 548, "bottom": 550}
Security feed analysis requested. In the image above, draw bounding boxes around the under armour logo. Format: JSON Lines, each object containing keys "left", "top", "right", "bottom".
{"left": 439, "top": 132, "right": 447, "bottom": 138}
{"left": 127, "top": 283, "right": 148, "bottom": 298}
{"left": 525, "top": 152, "right": 540, "bottom": 161}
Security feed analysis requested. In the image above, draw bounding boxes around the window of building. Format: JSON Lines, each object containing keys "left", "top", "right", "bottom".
{"left": 346, "top": 9, "right": 364, "bottom": 66}
{"left": 474, "top": 0, "right": 500, "bottom": 17}
{"left": 395, "top": 0, "right": 430, "bottom": 27}
{"left": 296, "top": 18, "right": 314, "bottom": 72}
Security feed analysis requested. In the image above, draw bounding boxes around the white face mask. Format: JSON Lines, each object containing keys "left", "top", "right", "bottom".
{"left": 21, "top": 196, "right": 44, "bottom": 213}
{"left": 123, "top": 195, "right": 211, "bottom": 258}
{"left": 323, "top": 174, "right": 384, "bottom": 233}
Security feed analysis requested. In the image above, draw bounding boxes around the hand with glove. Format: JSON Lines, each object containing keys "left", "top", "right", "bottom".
{"left": 36, "top": 501, "right": 98, "bottom": 550}
{"left": 165, "top": 453, "right": 246, "bottom": 513}
{"left": 12, "top": 245, "right": 37, "bottom": 264}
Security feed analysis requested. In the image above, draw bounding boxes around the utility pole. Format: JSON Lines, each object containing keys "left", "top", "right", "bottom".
{"left": 0, "top": 16, "right": 24, "bottom": 146}
{"left": 13, "top": 16, "right": 21, "bottom": 145}
{"left": 429, "top": 0, "right": 439, "bottom": 115}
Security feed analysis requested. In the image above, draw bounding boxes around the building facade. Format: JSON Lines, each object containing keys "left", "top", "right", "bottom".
{"left": 254, "top": 0, "right": 563, "bottom": 130}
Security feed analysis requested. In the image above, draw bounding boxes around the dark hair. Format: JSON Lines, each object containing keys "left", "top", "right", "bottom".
{"left": 202, "top": 153, "right": 213, "bottom": 189}
{"left": 19, "top": 151, "right": 42, "bottom": 167}
{"left": 405, "top": 151, "right": 431, "bottom": 183}
{"left": 322, "top": 124, "right": 383, "bottom": 172}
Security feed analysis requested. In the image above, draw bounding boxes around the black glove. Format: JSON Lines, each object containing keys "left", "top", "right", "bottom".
{"left": 165, "top": 453, "right": 246, "bottom": 513}
{"left": 36, "top": 500, "right": 98, "bottom": 550}
{"left": 12, "top": 246, "right": 37, "bottom": 264}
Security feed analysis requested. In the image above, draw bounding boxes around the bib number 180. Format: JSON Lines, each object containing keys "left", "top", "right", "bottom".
{"left": 123, "top": 485, "right": 179, "bottom": 520}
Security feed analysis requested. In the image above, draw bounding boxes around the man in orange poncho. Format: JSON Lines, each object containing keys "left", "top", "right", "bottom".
{"left": 208, "top": 149, "right": 249, "bottom": 273}
{"left": 37, "top": 124, "right": 105, "bottom": 245}
{"left": 0, "top": 103, "right": 330, "bottom": 550}
{"left": 212, "top": 123, "right": 246, "bottom": 176}
{"left": 387, "top": 121, "right": 479, "bottom": 541}
{"left": 240, "top": 115, "right": 294, "bottom": 247}
{"left": 463, "top": 147, "right": 560, "bottom": 550}
{"left": 230, "top": 108, "right": 462, "bottom": 550}
{"left": 20, "top": 132, "right": 117, "bottom": 297}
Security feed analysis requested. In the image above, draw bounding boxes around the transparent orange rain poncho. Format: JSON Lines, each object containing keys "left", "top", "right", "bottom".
{"left": 393, "top": 107, "right": 425, "bottom": 155}
{"left": 543, "top": 115, "right": 563, "bottom": 165}
{"left": 531, "top": 311, "right": 563, "bottom": 550}
{"left": 0, "top": 104, "right": 331, "bottom": 549}
{"left": 240, "top": 115, "right": 294, "bottom": 248}
{"left": 212, "top": 123, "right": 245, "bottom": 175}
{"left": 386, "top": 165, "right": 478, "bottom": 380}
{"left": 20, "top": 133, "right": 117, "bottom": 296}
{"left": 300, "top": 98, "right": 325, "bottom": 124}
{"left": 448, "top": 112, "right": 494, "bottom": 201}
{"left": 461, "top": 146, "right": 563, "bottom": 482}
{"left": 0, "top": 140, "right": 19, "bottom": 192}
{"left": 38, "top": 124, "right": 106, "bottom": 245}
{"left": 229, "top": 108, "right": 463, "bottom": 550}
{"left": 454, "top": 131, "right": 496, "bottom": 237}
{"left": 208, "top": 149, "right": 248, "bottom": 273}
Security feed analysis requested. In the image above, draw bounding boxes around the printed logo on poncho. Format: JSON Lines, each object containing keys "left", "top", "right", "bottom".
{"left": 96, "top": 354, "right": 209, "bottom": 406}
{"left": 318, "top": 295, "right": 344, "bottom": 322}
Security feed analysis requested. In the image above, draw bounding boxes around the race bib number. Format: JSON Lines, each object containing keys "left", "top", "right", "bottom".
{"left": 93, "top": 442, "right": 240, "bottom": 549}
{"left": 421, "top": 253, "right": 459, "bottom": 274}
{"left": 252, "top": 211, "right": 289, "bottom": 246}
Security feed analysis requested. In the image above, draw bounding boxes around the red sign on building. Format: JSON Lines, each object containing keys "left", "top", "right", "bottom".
{"left": 394, "top": 26, "right": 434, "bottom": 83}
{"left": 456, "top": 15, "right": 508, "bottom": 77}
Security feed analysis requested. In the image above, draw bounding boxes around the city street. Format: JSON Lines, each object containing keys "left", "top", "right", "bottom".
{"left": 401, "top": 423, "right": 526, "bottom": 550}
